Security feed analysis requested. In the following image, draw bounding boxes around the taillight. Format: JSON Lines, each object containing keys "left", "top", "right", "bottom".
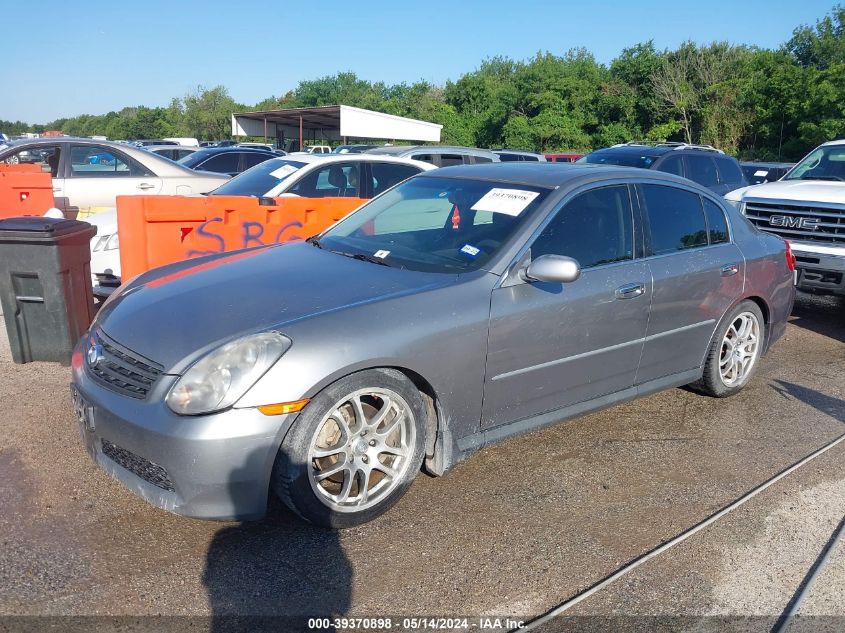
{"left": 784, "top": 240, "right": 796, "bottom": 271}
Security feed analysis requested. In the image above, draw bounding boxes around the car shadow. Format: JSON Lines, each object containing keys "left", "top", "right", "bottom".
{"left": 788, "top": 291, "right": 845, "bottom": 344}
{"left": 203, "top": 448, "right": 352, "bottom": 633}
{"left": 771, "top": 379, "right": 845, "bottom": 425}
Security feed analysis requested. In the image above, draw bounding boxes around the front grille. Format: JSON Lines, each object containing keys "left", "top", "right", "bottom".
{"left": 745, "top": 201, "right": 845, "bottom": 243}
{"left": 101, "top": 439, "right": 175, "bottom": 492}
{"left": 86, "top": 329, "right": 163, "bottom": 399}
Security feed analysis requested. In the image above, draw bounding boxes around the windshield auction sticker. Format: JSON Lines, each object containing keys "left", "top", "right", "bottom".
{"left": 270, "top": 164, "right": 299, "bottom": 179}
{"left": 471, "top": 188, "right": 539, "bottom": 216}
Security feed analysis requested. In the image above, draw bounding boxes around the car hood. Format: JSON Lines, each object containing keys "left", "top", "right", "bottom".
{"left": 95, "top": 242, "right": 457, "bottom": 372}
{"left": 85, "top": 208, "right": 117, "bottom": 233}
{"left": 738, "top": 179, "right": 845, "bottom": 206}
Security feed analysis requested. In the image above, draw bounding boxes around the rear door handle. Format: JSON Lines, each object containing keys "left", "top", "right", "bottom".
{"left": 721, "top": 264, "right": 739, "bottom": 277}
{"left": 136, "top": 182, "right": 155, "bottom": 191}
{"left": 615, "top": 282, "right": 645, "bottom": 299}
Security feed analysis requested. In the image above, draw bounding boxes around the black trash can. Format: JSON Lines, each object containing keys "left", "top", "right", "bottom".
{"left": 0, "top": 217, "right": 97, "bottom": 365}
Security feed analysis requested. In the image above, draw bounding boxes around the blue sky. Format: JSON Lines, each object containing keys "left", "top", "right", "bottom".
{"left": 0, "top": 0, "right": 838, "bottom": 123}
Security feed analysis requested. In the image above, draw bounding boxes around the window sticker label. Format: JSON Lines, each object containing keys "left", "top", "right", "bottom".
{"left": 373, "top": 250, "right": 391, "bottom": 259}
{"left": 270, "top": 164, "right": 299, "bottom": 179}
{"left": 460, "top": 244, "right": 481, "bottom": 257}
{"left": 754, "top": 170, "right": 769, "bottom": 177}
{"left": 471, "top": 188, "right": 539, "bottom": 216}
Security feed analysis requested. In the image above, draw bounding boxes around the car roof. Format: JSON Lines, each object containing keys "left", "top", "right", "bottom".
{"left": 822, "top": 139, "right": 845, "bottom": 146}
{"left": 493, "top": 149, "right": 544, "bottom": 156}
{"left": 280, "top": 153, "right": 435, "bottom": 168}
{"left": 587, "top": 145, "right": 672, "bottom": 158}
{"left": 426, "top": 162, "right": 707, "bottom": 190}
{"left": 189, "top": 146, "right": 277, "bottom": 156}
{"left": 740, "top": 161, "right": 794, "bottom": 168}
{"left": 145, "top": 144, "right": 196, "bottom": 151}
{"left": 366, "top": 145, "right": 496, "bottom": 157}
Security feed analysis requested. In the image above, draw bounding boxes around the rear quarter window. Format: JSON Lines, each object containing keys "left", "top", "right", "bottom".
{"left": 702, "top": 197, "right": 730, "bottom": 244}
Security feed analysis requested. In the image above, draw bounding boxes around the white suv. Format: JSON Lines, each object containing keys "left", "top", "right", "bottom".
{"left": 726, "top": 139, "right": 845, "bottom": 297}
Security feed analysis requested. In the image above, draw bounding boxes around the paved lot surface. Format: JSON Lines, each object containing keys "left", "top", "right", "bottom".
{"left": 0, "top": 292, "right": 843, "bottom": 632}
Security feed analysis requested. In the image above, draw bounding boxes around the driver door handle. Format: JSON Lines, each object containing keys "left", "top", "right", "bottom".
{"left": 615, "top": 282, "right": 645, "bottom": 299}
{"left": 721, "top": 263, "right": 739, "bottom": 276}
{"left": 136, "top": 182, "right": 155, "bottom": 191}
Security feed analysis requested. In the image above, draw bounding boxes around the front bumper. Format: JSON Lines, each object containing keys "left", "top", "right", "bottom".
{"left": 70, "top": 337, "right": 295, "bottom": 521}
{"left": 791, "top": 243, "right": 845, "bottom": 296}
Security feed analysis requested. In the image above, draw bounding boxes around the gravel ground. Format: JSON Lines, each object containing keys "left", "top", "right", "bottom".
{"left": 0, "top": 291, "right": 843, "bottom": 633}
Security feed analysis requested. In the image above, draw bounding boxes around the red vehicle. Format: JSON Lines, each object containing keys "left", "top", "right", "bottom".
{"left": 545, "top": 153, "right": 584, "bottom": 163}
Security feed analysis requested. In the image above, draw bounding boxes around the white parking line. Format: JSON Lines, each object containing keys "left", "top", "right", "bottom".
{"left": 519, "top": 431, "right": 845, "bottom": 631}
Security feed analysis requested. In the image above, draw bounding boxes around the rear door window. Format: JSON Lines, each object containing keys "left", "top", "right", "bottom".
{"left": 656, "top": 155, "right": 684, "bottom": 177}
{"left": 290, "top": 162, "right": 360, "bottom": 197}
{"left": 684, "top": 155, "right": 719, "bottom": 188}
{"left": 639, "top": 184, "right": 709, "bottom": 255}
{"left": 198, "top": 152, "right": 241, "bottom": 174}
{"left": 410, "top": 153, "right": 435, "bottom": 165}
{"left": 472, "top": 155, "right": 494, "bottom": 164}
{"left": 243, "top": 152, "right": 273, "bottom": 169}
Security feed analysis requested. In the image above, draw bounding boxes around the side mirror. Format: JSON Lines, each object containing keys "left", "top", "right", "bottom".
{"left": 522, "top": 254, "right": 581, "bottom": 284}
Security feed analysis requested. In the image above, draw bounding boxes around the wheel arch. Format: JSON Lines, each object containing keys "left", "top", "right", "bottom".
{"left": 280, "top": 363, "right": 454, "bottom": 478}
{"left": 702, "top": 294, "right": 772, "bottom": 368}
{"left": 743, "top": 294, "right": 772, "bottom": 351}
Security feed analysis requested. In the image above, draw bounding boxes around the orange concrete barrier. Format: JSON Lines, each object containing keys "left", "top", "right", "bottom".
{"left": 0, "top": 164, "right": 55, "bottom": 218}
{"left": 117, "top": 195, "right": 367, "bottom": 280}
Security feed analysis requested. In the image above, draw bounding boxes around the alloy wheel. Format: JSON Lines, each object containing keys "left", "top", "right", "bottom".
{"left": 307, "top": 388, "right": 416, "bottom": 513}
{"left": 719, "top": 311, "right": 761, "bottom": 387}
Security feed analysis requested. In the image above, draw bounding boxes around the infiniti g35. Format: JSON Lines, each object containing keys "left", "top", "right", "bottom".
{"left": 70, "top": 164, "right": 795, "bottom": 527}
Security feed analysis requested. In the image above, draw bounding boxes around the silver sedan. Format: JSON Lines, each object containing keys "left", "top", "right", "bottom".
{"left": 0, "top": 138, "right": 229, "bottom": 219}
{"left": 70, "top": 164, "right": 795, "bottom": 528}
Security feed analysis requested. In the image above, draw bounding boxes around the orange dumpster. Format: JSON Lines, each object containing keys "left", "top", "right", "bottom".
{"left": 0, "top": 164, "right": 55, "bottom": 218}
{"left": 117, "top": 195, "right": 366, "bottom": 280}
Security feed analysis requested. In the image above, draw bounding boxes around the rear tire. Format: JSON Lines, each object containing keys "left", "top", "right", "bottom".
{"left": 272, "top": 368, "right": 426, "bottom": 528}
{"left": 692, "top": 300, "right": 765, "bottom": 397}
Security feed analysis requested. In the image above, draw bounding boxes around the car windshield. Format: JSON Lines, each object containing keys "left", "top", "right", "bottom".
{"left": 783, "top": 144, "right": 845, "bottom": 181}
{"left": 578, "top": 151, "right": 657, "bottom": 169}
{"left": 317, "top": 175, "right": 550, "bottom": 273}
{"left": 208, "top": 158, "right": 307, "bottom": 196}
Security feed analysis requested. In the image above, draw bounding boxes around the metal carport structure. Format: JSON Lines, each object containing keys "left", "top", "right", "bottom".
{"left": 230, "top": 105, "right": 442, "bottom": 150}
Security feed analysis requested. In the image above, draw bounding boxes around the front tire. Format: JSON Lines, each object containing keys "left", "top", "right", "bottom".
{"left": 272, "top": 368, "right": 426, "bottom": 528}
{"left": 693, "top": 300, "right": 765, "bottom": 397}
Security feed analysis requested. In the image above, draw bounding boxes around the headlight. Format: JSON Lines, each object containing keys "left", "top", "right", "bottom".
{"left": 166, "top": 332, "right": 291, "bottom": 415}
{"left": 93, "top": 233, "right": 119, "bottom": 251}
{"left": 725, "top": 199, "right": 745, "bottom": 213}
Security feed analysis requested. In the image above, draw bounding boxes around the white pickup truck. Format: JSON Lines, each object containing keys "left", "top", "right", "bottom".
{"left": 726, "top": 139, "right": 845, "bottom": 298}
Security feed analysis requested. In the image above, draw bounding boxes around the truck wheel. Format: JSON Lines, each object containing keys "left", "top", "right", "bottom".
{"left": 272, "top": 368, "right": 426, "bottom": 528}
{"left": 693, "top": 300, "right": 766, "bottom": 397}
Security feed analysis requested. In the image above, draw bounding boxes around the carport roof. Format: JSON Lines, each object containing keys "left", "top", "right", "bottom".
{"left": 231, "top": 105, "right": 443, "bottom": 143}
{"left": 238, "top": 105, "right": 344, "bottom": 129}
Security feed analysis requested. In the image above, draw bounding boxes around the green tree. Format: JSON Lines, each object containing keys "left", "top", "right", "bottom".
{"left": 786, "top": 4, "right": 845, "bottom": 69}
{"left": 183, "top": 85, "right": 238, "bottom": 140}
